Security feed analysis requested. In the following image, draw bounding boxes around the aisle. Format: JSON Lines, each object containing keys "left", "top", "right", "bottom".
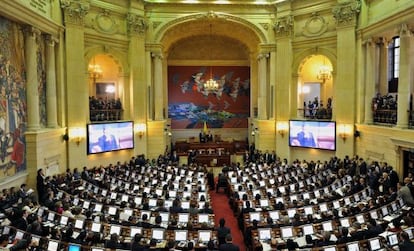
{"left": 209, "top": 188, "right": 246, "bottom": 251}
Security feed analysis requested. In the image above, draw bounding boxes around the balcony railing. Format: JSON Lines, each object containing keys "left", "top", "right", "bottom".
{"left": 297, "top": 108, "right": 333, "bottom": 120}
{"left": 90, "top": 109, "right": 123, "bottom": 122}
{"left": 373, "top": 109, "right": 397, "bottom": 125}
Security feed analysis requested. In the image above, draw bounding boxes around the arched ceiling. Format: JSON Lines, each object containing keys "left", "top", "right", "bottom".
{"left": 161, "top": 19, "right": 262, "bottom": 58}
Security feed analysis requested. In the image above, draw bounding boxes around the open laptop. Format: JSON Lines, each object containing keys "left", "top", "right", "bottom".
{"left": 258, "top": 228, "right": 272, "bottom": 241}
{"left": 198, "top": 230, "right": 212, "bottom": 244}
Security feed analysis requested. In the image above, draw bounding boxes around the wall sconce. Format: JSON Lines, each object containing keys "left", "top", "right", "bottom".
{"left": 135, "top": 123, "right": 146, "bottom": 138}
{"left": 338, "top": 124, "right": 352, "bottom": 142}
{"left": 62, "top": 133, "right": 69, "bottom": 142}
{"left": 70, "top": 127, "right": 84, "bottom": 146}
{"left": 164, "top": 128, "right": 172, "bottom": 137}
{"left": 251, "top": 128, "right": 258, "bottom": 136}
{"left": 277, "top": 121, "right": 289, "bottom": 137}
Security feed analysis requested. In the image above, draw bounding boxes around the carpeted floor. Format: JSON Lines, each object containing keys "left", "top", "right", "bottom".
{"left": 209, "top": 186, "right": 246, "bottom": 251}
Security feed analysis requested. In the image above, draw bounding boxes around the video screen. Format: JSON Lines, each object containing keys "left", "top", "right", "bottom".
{"left": 87, "top": 121, "right": 134, "bottom": 154}
{"left": 289, "top": 120, "right": 336, "bottom": 151}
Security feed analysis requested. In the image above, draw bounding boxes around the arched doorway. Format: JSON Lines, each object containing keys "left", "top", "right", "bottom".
{"left": 87, "top": 54, "right": 124, "bottom": 122}
{"left": 159, "top": 17, "right": 263, "bottom": 145}
{"left": 297, "top": 54, "right": 333, "bottom": 120}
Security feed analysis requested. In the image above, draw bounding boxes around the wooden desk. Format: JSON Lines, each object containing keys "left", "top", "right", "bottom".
{"left": 175, "top": 141, "right": 248, "bottom": 155}
{"left": 194, "top": 154, "right": 231, "bottom": 166}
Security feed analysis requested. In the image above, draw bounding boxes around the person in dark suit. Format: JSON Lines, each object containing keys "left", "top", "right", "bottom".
{"left": 105, "top": 233, "right": 125, "bottom": 250}
{"left": 398, "top": 231, "right": 414, "bottom": 251}
{"left": 130, "top": 234, "right": 147, "bottom": 251}
{"left": 296, "top": 124, "right": 316, "bottom": 147}
{"left": 216, "top": 218, "right": 231, "bottom": 245}
{"left": 170, "top": 151, "right": 179, "bottom": 164}
{"left": 219, "top": 234, "right": 239, "bottom": 251}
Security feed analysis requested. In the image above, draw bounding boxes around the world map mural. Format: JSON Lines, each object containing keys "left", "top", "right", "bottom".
{"left": 168, "top": 66, "right": 250, "bottom": 130}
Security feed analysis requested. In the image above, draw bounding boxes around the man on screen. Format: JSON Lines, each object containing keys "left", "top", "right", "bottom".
{"left": 296, "top": 123, "right": 317, "bottom": 147}
{"left": 97, "top": 127, "right": 119, "bottom": 152}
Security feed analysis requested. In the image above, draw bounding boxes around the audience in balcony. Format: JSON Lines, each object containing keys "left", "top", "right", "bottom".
{"left": 372, "top": 93, "right": 398, "bottom": 124}
{"left": 303, "top": 96, "right": 333, "bottom": 119}
{"left": 89, "top": 96, "right": 123, "bottom": 121}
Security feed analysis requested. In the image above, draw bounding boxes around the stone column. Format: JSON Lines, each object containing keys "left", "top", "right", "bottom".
{"left": 152, "top": 51, "right": 164, "bottom": 121}
{"left": 127, "top": 13, "right": 148, "bottom": 154}
{"left": 364, "top": 38, "right": 376, "bottom": 124}
{"left": 333, "top": 0, "right": 361, "bottom": 156}
{"left": 257, "top": 53, "right": 269, "bottom": 120}
{"left": 23, "top": 26, "right": 41, "bottom": 130}
{"left": 274, "top": 15, "right": 293, "bottom": 121}
{"left": 378, "top": 38, "right": 389, "bottom": 95}
{"left": 45, "top": 35, "right": 58, "bottom": 128}
{"left": 397, "top": 24, "right": 414, "bottom": 128}
{"left": 61, "top": 0, "right": 89, "bottom": 167}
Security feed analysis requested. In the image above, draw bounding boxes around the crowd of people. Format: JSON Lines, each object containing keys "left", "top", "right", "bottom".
{"left": 0, "top": 151, "right": 413, "bottom": 250}
{"left": 372, "top": 93, "right": 398, "bottom": 124}
{"left": 89, "top": 96, "right": 123, "bottom": 122}
{"left": 303, "top": 97, "right": 333, "bottom": 120}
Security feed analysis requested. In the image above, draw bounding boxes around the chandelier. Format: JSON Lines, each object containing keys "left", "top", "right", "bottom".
{"left": 88, "top": 57, "right": 103, "bottom": 83}
{"left": 203, "top": 24, "right": 219, "bottom": 93}
{"left": 316, "top": 58, "right": 332, "bottom": 83}
{"left": 204, "top": 67, "right": 219, "bottom": 92}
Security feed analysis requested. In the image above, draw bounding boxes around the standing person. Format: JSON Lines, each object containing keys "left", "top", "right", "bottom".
{"left": 36, "top": 169, "right": 45, "bottom": 203}
{"left": 219, "top": 234, "right": 239, "bottom": 251}
{"left": 216, "top": 218, "right": 231, "bottom": 245}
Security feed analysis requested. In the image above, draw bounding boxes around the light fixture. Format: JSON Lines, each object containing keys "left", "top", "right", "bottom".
{"left": 88, "top": 56, "right": 103, "bottom": 84}
{"left": 251, "top": 128, "right": 258, "bottom": 136}
{"left": 338, "top": 124, "right": 351, "bottom": 142}
{"left": 203, "top": 24, "right": 219, "bottom": 94}
{"left": 136, "top": 123, "right": 146, "bottom": 138}
{"left": 277, "top": 121, "right": 289, "bottom": 137}
{"left": 70, "top": 127, "right": 84, "bottom": 146}
{"left": 316, "top": 57, "right": 332, "bottom": 83}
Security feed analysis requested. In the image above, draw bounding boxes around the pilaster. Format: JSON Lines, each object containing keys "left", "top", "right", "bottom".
{"left": 128, "top": 14, "right": 148, "bottom": 155}
{"left": 333, "top": 0, "right": 361, "bottom": 157}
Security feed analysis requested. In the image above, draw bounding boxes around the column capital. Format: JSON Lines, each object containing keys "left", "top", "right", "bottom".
{"left": 151, "top": 52, "right": 163, "bottom": 60}
{"left": 60, "top": 0, "right": 89, "bottom": 26}
{"left": 332, "top": 0, "right": 361, "bottom": 27}
{"left": 274, "top": 15, "right": 293, "bottom": 37}
{"left": 257, "top": 53, "right": 269, "bottom": 61}
{"left": 127, "top": 13, "right": 148, "bottom": 37}
{"left": 362, "top": 37, "right": 376, "bottom": 47}
{"left": 399, "top": 23, "right": 413, "bottom": 38}
{"left": 22, "top": 26, "right": 41, "bottom": 39}
{"left": 44, "top": 34, "right": 59, "bottom": 47}
{"left": 375, "top": 37, "right": 390, "bottom": 47}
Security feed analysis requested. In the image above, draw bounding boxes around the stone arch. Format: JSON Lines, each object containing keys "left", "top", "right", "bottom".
{"left": 84, "top": 46, "right": 129, "bottom": 76}
{"left": 293, "top": 47, "right": 337, "bottom": 76}
{"left": 292, "top": 47, "right": 337, "bottom": 119}
{"left": 154, "top": 11, "right": 266, "bottom": 53}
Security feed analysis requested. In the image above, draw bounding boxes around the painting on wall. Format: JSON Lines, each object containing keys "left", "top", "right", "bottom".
{"left": 168, "top": 66, "right": 250, "bottom": 129}
{"left": 0, "top": 17, "right": 27, "bottom": 178}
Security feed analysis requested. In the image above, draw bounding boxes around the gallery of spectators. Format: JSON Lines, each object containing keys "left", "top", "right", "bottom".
{"left": 0, "top": 0, "right": 413, "bottom": 197}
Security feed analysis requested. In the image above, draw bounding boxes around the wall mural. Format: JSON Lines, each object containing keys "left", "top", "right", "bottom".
{"left": 0, "top": 17, "right": 28, "bottom": 178}
{"left": 168, "top": 66, "right": 250, "bottom": 129}
{"left": 37, "top": 36, "right": 47, "bottom": 127}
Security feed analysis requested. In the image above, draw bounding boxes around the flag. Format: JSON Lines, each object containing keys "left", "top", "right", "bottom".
{"left": 203, "top": 121, "right": 208, "bottom": 134}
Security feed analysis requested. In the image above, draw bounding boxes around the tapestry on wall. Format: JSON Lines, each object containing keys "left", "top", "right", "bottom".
{"left": 0, "top": 17, "right": 27, "bottom": 178}
{"left": 168, "top": 66, "right": 250, "bottom": 129}
{"left": 37, "top": 36, "right": 47, "bottom": 127}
